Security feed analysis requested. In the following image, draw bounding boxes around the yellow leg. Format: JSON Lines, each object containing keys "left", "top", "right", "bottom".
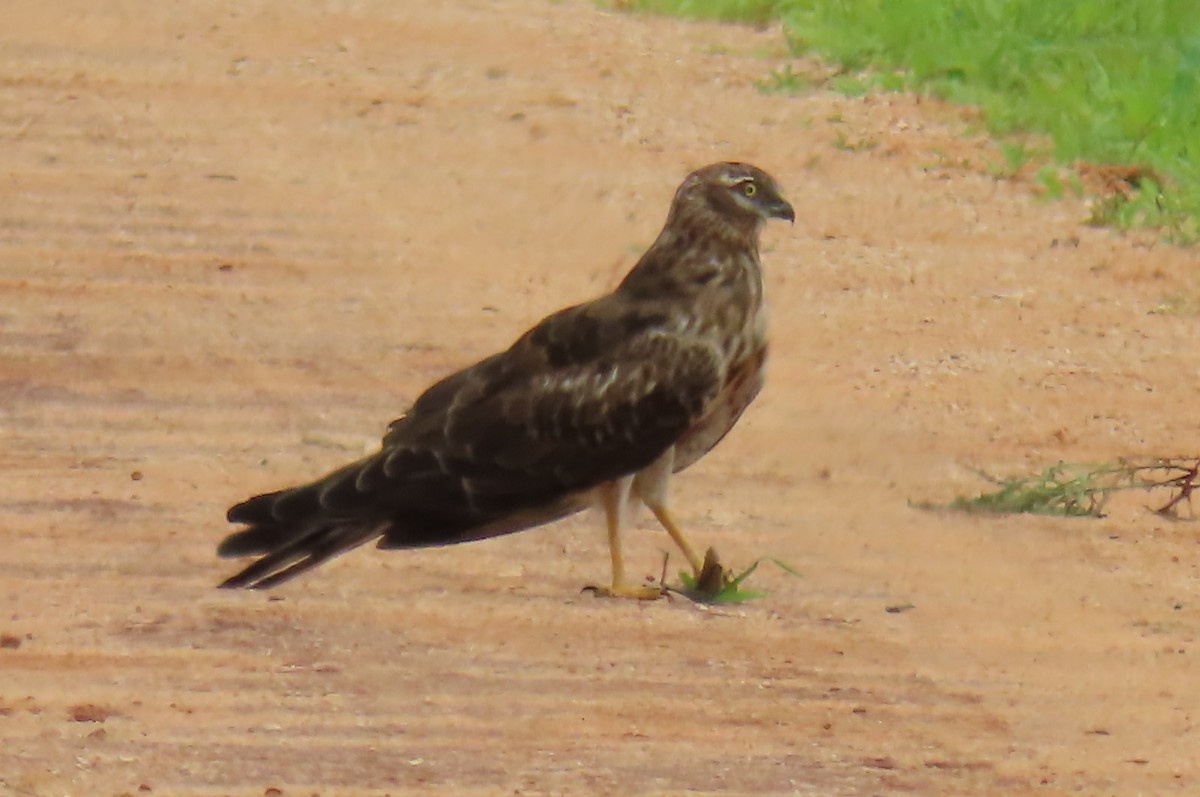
{"left": 585, "top": 478, "right": 664, "bottom": 600}
{"left": 647, "top": 504, "right": 705, "bottom": 575}
{"left": 631, "top": 447, "right": 707, "bottom": 576}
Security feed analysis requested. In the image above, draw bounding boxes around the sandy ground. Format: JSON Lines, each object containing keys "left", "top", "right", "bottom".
{"left": 2, "top": 2, "right": 1199, "bottom": 795}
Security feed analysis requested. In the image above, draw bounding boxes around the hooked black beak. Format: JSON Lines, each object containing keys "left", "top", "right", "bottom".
{"left": 768, "top": 197, "right": 795, "bottom": 224}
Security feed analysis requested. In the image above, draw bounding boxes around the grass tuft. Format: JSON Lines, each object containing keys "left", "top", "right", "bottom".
{"left": 1151, "top": 289, "right": 1200, "bottom": 316}
{"left": 669, "top": 548, "right": 801, "bottom": 604}
{"left": 918, "top": 462, "right": 1123, "bottom": 517}
{"left": 917, "top": 458, "right": 1200, "bottom": 519}
{"left": 754, "top": 64, "right": 812, "bottom": 94}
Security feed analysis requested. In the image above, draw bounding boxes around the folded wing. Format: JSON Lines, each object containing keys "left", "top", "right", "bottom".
{"left": 218, "top": 298, "right": 725, "bottom": 588}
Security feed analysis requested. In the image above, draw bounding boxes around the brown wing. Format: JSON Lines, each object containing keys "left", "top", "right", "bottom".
{"left": 339, "top": 296, "right": 724, "bottom": 522}
{"left": 218, "top": 297, "right": 725, "bottom": 587}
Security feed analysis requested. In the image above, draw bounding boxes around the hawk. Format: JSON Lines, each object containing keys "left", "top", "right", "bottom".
{"left": 218, "top": 162, "right": 793, "bottom": 597}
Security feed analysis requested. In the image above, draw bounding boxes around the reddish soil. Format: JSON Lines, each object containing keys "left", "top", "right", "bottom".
{"left": 2, "top": 2, "right": 1198, "bottom": 795}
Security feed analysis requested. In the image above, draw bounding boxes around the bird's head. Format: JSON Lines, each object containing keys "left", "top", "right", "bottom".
{"left": 670, "top": 162, "right": 794, "bottom": 240}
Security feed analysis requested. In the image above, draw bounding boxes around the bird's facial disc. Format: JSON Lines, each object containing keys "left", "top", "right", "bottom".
{"left": 724, "top": 174, "right": 795, "bottom": 224}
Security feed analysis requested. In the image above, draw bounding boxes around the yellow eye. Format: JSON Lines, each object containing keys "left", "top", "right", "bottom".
{"left": 742, "top": 182, "right": 757, "bottom": 197}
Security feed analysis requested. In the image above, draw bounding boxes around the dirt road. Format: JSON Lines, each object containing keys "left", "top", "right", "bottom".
{"left": 2, "top": 1, "right": 1197, "bottom": 795}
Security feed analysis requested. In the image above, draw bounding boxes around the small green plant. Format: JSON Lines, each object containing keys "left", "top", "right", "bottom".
{"left": 1085, "top": 192, "right": 1133, "bottom": 230}
{"left": 1036, "top": 166, "right": 1083, "bottom": 200}
{"left": 989, "top": 141, "right": 1039, "bottom": 178}
{"left": 918, "top": 458, "right": 1200, "bottom": 518}
{"left": 755, "top": 64, "right": 811, "bottom": 94}
{"left": 669, "top": 548, "right": 801, "bottom": 604}
{"left": 1151, "top": 289, "right": 1200, "bottom": 316}
{"left": 934, "top": 462, "right": 1124, "bottom": 516}
{"left": 829, "top": 73, "right": 871, "bottom": 97}
{"left": 832, "top": 130, "right": 878, "bottom": 152}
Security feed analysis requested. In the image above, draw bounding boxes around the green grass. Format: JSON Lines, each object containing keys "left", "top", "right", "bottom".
{"left": 668, "top": 548, "right": 801, "bottom": 604}
{"left": 916, "top": 462, "right": 1126, "bottom": 517}
{"left": 617, "top": 0, "right": 783, "bottom": 24}
{"left": 1152, "top": 288, "right": 1200, "bottom": 316}
{"left": 917, "top": 459, "right": 1200, "bottom": 518}
{"left": 754, "top": 64, "right": 812, "bottom": 94}
{"left": 622, "top": 0, "right": 1200, "bottom": 242}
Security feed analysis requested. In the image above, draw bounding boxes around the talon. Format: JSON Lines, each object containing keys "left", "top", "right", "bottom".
{"left": 582, "top": 582, "right": 666, "bottom": 600}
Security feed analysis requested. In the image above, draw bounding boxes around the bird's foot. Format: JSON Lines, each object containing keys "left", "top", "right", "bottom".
{"left": 582, "top": 581, "right": 667, "bottom": 601}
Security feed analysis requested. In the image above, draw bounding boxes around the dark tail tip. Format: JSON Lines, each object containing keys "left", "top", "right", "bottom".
{"left": 217, "top": 526, "right": 285, "bottom": 558}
